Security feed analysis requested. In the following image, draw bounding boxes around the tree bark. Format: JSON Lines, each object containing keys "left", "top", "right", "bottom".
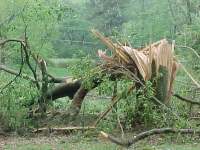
{"left": 38, "top": 80, "right": 82, "bottom": 103}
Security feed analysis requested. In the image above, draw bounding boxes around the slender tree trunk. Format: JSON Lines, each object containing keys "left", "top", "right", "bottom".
{"left": 186, "top": 0, "right": 192, "bottom": 25}
{"left": 0, "top": 44, "right": 6, "bottom": 64}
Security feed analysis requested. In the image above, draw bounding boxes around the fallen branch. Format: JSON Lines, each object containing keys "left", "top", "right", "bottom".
{"left": 173, "top": 93, "right": 200, "bottom": 105}
{"left": 33, "top": 126, "right": 95, "bottom": 133}
{"left": 0, "top": 64, "right": 69, "bottom": 83}
{"left": 0, "top": 64, "right": 35, "bottom": 82}
{"left": 101, "top": 128, "right": 200, "bottom": 147}
{"left": 190, "top": 117, "right": 200, "bottom": 120}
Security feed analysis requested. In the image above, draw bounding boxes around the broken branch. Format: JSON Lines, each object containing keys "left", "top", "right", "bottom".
{"left": 0, "top": 64, "right": 68, "bottom": 83}
{"left": 101, "top": 128, "right": 200, "bottom": 147}
{"left": 33, "top": 126, "right": 95, "bottom": 133}
{"left": 0, "top": 64, "right": 35, "bottom": 82}
{"left": 173, "top": 93, "right": 200, "bottom": 105}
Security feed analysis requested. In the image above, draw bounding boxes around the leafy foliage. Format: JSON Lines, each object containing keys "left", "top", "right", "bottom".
{"left": 0, "top": 0, "right": 200, "bottom": 135}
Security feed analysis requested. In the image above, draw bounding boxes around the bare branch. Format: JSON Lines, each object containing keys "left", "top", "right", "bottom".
{"left": 101, "top": 128, "right": 200, "bottom": 147}
{"left": 173, "top": 93, "right": 200, "bottom": 105}
{"left": 0, "top": 39, "right": 25, "bottom": 47}
{"left": 0, "top": 64, "right": 35, "bottom": 82}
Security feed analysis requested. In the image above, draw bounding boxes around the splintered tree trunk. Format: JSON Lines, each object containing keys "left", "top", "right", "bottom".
{"left": 151, "top": 59, "right": 170, "bottom": 104}
{"left": 155, "top": 66, "right": 169, "bottom": 104}
{"left": 62, "top": 78, "right": 102, "bottom": 120}
{"left": 133, "top": 62, "right": 169, "bottom": 125}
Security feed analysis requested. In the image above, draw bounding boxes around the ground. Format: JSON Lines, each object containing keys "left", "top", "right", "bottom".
{"left": 1, "top": 133, "right": 200, "bottom": 150}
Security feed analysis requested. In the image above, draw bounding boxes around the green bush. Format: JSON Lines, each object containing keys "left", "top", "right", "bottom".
{"left": 0, "top": 73, "right": 36, "bottom": 131}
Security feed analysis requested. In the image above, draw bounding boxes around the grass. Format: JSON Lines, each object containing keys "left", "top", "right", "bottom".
{"left": 2, "top": 135, "right": 200, "bottom": 150}
{"left": 48, "top": 58, "right": 80, "bottom": 68}
{"left": 48, "top": 66, "right": 70, "bottom": 77}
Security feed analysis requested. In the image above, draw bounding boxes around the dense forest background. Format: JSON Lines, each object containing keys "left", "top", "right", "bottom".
{"left": 1, "top": 0, "right": 200, "bottom": 59}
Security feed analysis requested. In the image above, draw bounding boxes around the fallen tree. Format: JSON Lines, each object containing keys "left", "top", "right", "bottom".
{"left": 2, "top": 30, "right": 200, "bottom": 147}
{"left": 0, "top": 30, "right": 179, "bottom": 115}
{"left": 1, "top": 29, "right": 199, "bottom": 124}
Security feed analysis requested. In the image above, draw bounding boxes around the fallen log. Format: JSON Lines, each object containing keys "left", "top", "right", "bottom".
{"left": 33, "top": 126, "right": 95, "bottom": 133}
{"left": 45, "top": 80, "right": 82, "bottom": 101}
{"left": 101, "top": 128, "right": 200, "bottom": 147}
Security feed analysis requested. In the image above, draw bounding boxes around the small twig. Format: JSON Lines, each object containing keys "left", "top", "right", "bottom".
{"left": 22, "top": 27, "right": 40, "bottom": 89}
{"left": 86, "top": 94, "right": 111, "bottom": 100}
{"left": 117, "top": 115, "right": 124, "bottom": 138}
{"left": 190, "top": 117, "right": 200, "bottom": 120}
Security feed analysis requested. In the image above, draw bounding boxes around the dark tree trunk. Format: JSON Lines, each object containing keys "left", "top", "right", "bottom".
{"left": 0, "top": 46, "right": 6, "bottom": 64}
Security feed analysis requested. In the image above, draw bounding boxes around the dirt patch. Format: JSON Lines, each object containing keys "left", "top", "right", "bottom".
{"left": 0, "top": 135, "right": 70, "bottom": 150}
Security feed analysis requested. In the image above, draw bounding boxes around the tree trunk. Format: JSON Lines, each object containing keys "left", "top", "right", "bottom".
{"left": 0, "top": 45, "right": 6, "bottom": 64}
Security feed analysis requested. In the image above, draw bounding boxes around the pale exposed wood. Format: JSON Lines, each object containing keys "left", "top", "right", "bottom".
{"left": 92, "top": 30, "right": 178, "bottom": 103}
{"left": 33, "top": 126, "right": 95, "bottom": 133}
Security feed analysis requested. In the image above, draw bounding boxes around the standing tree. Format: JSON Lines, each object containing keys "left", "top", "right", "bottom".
{"left": 86, "top": 0, "right": 130, "bottom": 35}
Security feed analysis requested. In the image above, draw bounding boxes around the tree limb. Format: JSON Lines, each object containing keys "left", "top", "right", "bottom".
{"left": 0, "top": 39, "right": 26, "bottom": 47}
{"left": 38, "top": 59, "right": 49, "bottom": 113}
{"left": 173, "top": 93, "right": 200, "bottom": 105}
{"left": 0, "top": 64, "right": 35, "bottom": 82}
{"left": 0, "top": 64, "right": 68, "bottom": 83}
{"left": 101, "top": 128, "right": 200, "bottom": 147}
{"left": 33, "top": 126, "right": 95, "bottom": 133}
